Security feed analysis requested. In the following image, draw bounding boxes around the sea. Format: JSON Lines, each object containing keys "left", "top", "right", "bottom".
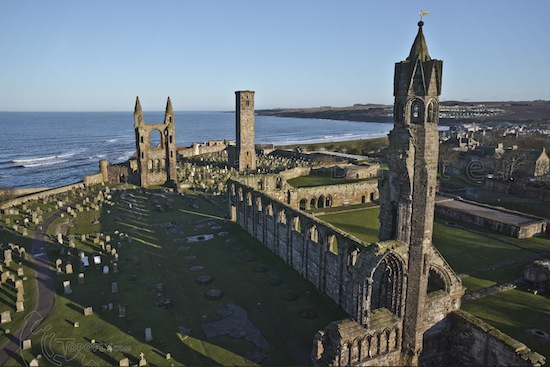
{"left": 0, "top": 111, "right": 392, "bottom": 189}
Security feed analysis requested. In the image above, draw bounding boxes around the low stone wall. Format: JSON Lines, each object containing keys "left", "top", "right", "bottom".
{"left": 83, "top": 172, "right": 104, "bottom": 186}
{"left": 0, "top": 182, "right": 86, "bottom": 210}
{"left": 449, "top": 310, "right": 545, "bottom": 366}
{"left": 178, "top": 141, "right": 229, "bottom": 158}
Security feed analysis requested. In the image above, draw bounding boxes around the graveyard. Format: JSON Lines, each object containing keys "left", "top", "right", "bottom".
{"left": 1, "top": 185, "right": 347, "bottom": 366}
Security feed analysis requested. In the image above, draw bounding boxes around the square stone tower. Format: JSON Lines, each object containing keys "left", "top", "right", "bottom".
{"left": 235, "top": 90, "right": 257, "bottom": 172}
{"left": 133, "top": 97, "right": 178, "bottom": 187}
{"left": 378, "top": 20, "right": 443, "bottom": 365}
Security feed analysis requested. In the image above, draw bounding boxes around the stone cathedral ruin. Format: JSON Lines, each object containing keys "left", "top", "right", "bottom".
{"left": 85, "top": 22, "right": 545, "bottom": 366}
{"left": 228, "top": 22, "right": 544, "bottom": 366}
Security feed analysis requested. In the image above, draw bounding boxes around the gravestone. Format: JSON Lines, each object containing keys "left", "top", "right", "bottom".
{"left": 29, "top": 359, "right": 39, "bottom": 367}
{"left": 83, "top": 307, "right": 93, "bottom": 316}
{"left": 0, "top": 272, "right": 7, "bottom": 284}
{"left": 111, "top": 282, "right": 118, "bottom": 293}
{"left": 103, "top": 265, "right": 109, "bottom": 274}
{"left": 22, "top": 339, "right": 32, "bottom": 350}
{"left": 56, "top": 266, "right": 62, "bottom": 275}
{"left": 57, "top": 233, "right": 63, "bottom": 244}
{"left": 1, "top": 310, "right": 11, "bottom": 323}
{"left": 119, "top": 358, "right": 129, "bottom": 367}
{"left": 118, "top": 305, "right": 126, "bottom": 318}
{"left": 78, "top": 273, "right": 85, "bottom": 284}
{"left": 17, "top": 268, "right": 24, "bottom": 277}
{"left": 145, "top": 327, "right": 153, "bottom": 342}
{"left": 139, "top": 352, "right": 147, "bottom": 367}
{"left": 113, "top": 263, "right": 119, "bottom": 273}
{"left": 63, "top": 280, "right": 72, "bottom": 295}
{"left": 16, "top": 301, "right": 24, "bottom": 312}
{"left": 65, "top": 264, "right": 73, "bottom": 275}
{"left": 55, "top": 259, "right": 62, "bottom": 268}
{"left": 15, "top": 279, "right": 23, "bottom": 289}
{"left": 17, "top": 290, "right": 25, "bottom": 302}
{"left": 4, "top": 249, "right": 12, "bottom": 266}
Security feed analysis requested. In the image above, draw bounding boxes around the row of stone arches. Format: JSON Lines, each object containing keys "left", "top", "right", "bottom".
{"left": 342, "top": 326, "right": 402, "bottom": 365}
{"left": 299, "top": 195, "right": 333, "bottom": 210}
{"left": 147, "top": 159, "right": 166, "bottom": 173}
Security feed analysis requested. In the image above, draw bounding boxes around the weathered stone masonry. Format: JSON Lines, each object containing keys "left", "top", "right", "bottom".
{"left": 228, "top": 177, "right": 463, "bottom": 366}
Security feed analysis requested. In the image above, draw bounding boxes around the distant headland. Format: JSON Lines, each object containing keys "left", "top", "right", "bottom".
{"left": 257, "top": 100, "right": 550, "bottom": 124}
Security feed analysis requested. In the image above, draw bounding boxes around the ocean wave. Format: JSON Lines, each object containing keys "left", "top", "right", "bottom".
{"left": 106, "top": 139, "right": 118, "bottom": 143}
{"left": 12, "top": 152, "right": 74, "bottom": 164}
{"left": 22, "top": 159, "right": 69, "bottom": 168}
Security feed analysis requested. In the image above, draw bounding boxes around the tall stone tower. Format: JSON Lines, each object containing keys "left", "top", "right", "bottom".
{"left": 235, "top": 90, "right": 257, "bottom": 171}
{"left": 134, "top": 96, "right": 178, "bottom": 187}
{"left": 378, "top": 21, "right": 443, "bottom": 365}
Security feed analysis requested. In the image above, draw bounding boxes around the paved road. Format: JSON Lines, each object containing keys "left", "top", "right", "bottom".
{"left": 0, "top": 207, "right": 64, "bottom": 366}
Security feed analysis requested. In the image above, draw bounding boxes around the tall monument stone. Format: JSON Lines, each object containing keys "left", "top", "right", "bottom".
{"left": 235, "top": 90, "right": 257, "bottom": 172}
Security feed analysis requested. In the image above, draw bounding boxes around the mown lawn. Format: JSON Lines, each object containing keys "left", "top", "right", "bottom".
{"left": 287, "top": 172, "right": 374, "bottom": 188}
{"left": 317, "top": 207, "right": 380, "bottom": 243}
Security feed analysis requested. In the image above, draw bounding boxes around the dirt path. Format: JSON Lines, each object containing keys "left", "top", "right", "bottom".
{"left": 0, "top": 206, "right": 70, "bottom": 366}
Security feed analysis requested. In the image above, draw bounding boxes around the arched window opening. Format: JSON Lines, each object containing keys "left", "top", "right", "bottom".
{"left": 299, "top": 199, "right": 307, "bottom": 211}
{"left": 427, "top": 268, "right": 447, "bottom": 293}
{"left": 150, "top": 129, "right": 162, "bottom": 148}
{"left": 310, "top": 197, "right": 316, "bottom": 209}
{"left": 276, "top": 177, "right": 282, "bottom": 190}
{"left": 370, "top": 254, "right": 404, "bottom": 316}
{"left": 309, "top": 226, "right": 319, "bottom": 243}
{"left": 317, "top": 195, "right": 325, "bottom": 209}
{"left": 328, "top": 235, "right": 338, "bottom": 255}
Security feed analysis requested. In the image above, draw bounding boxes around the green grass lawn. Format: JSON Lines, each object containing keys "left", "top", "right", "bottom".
{"left": 9, "top": 188, "right": 347, "bottom": 366}
{"left": 317, "top": 207, "right": 380, "bottom": 243}
{"left": 462, "top": 288, "right": 550, "bottom": 358}
{"left": 287, "top": 172, "right": 375, "bottom": 188}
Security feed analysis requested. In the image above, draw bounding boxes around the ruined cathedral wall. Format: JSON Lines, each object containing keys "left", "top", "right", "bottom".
{"left": 449, "top": 310, "right": 545, "bottom": 366}
{"left": 229, "top": 178, "right": 367, "bottom": 314}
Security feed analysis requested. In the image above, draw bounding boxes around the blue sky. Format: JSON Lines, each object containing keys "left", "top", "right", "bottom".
{"left": 0, "top": 1, "right": 549, "bottom": 111}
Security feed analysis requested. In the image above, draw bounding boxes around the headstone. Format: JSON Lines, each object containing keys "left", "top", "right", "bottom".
{"left": 65, "top": 264, "right": 73, "bottom": 275}
{"left": 83, "top": 307, "right": 93, "bottom": 316}
{"left": 1, "top": 310, "right": 11, "bottom": 323}
{"left": 119, "top": 358, "right": 129, "bottom": 367}
{"left": 57, "top": 233, "right": 63, "bottom": 244}
{"left": 111, "top": 282, "right": 118, "bottom": 293}
{"left": 56, "top": 266, "right": 62, "bottom": 275}
{"left": 78, "top": 273, "right": 85, "bottom": 284}
{"left": 113, "top": 263, "right": 119, "bottom": 273}
{"left": 16, "top": 301, "right": 24, "bottom": 312}
{"left": 74, "top": 321, "right": 79, "bottom": 328}
{"left": 15, "top": 279, "right": 23, "bottom": 289}
{"left": 1, "top": 272, "right": 7, "bottom": 284}
{"left": 4, "top": 249, "right": 12, "bottom": 265}
{"left": 17, "top": 268, "right": 24, "bottom": 277}
{"left": 17, "top": 290, "right": 25, "bottom": 302}
{"left": 118, "top": 305, "right": 126, "bottom": 318}
{"left": 165, "top": 353, "right": 171, "bottom": 360}
{"left": 103, "top": 265, "right": 109, "bottom": 274}
{"left": 145, "top": 327, "right": 153, "bottom": 342}
{"left": 29, "top": 359, "right": 39, "bottom": 367}
{"left": 94, "top": 256, "right": 101, "bottom": 265}
{"left": 139, "top": 352, "right": 146, "bottom": 367}
{"left": 63, "top": 280, "right": 72, "bottom": 295}
{"left": 22, "top": 339, "right": 32, "bottom": 350}
{"left": 106, "top": 244, "right": 111, "bottom": 253}
{"left": 55, "top": 259, "right": 63, "bottom": 268}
